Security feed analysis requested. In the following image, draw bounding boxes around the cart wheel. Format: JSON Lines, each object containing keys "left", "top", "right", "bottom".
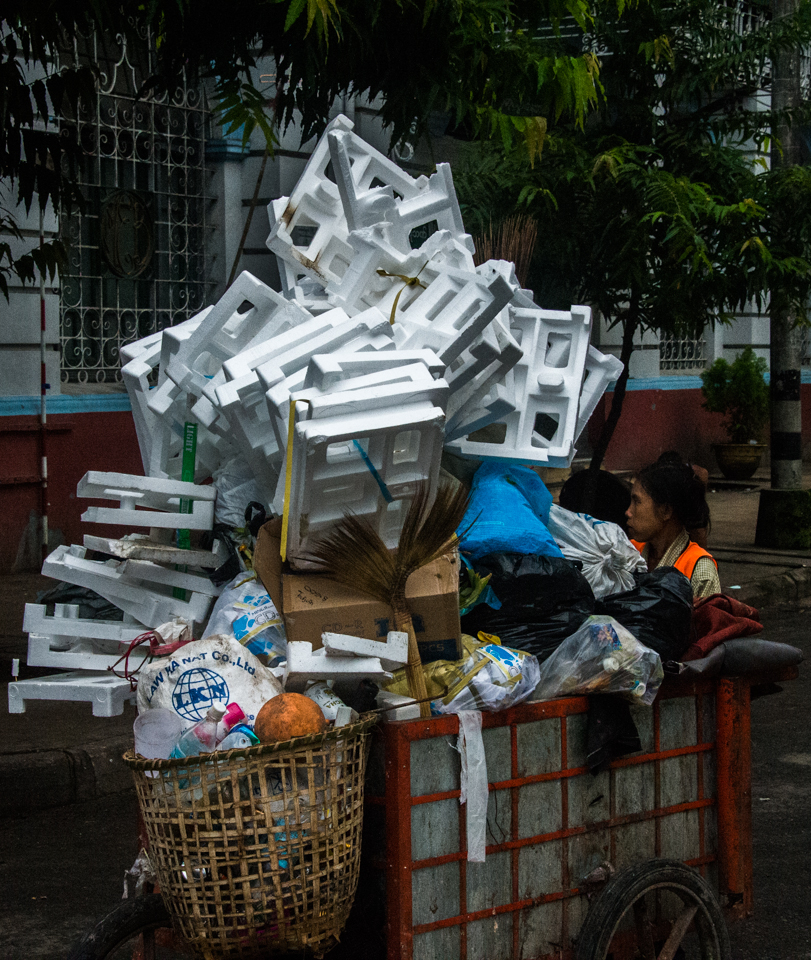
{"left": 67, "top": 893, "right": 190, "bottom": 959}
{"left": 575, "top": 859, "right": 731, "bottom": 960}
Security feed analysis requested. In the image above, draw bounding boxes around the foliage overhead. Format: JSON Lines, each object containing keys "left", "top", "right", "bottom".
{"left": 454, "top": 0, "right": 811, "bottom": 468}
{"left": 700, "top": 346, "right": 770, "bottom": 443}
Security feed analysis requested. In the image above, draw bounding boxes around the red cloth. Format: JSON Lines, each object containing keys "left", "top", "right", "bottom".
{"left": 684, "top": 594, "right": 762, "bottom": 661}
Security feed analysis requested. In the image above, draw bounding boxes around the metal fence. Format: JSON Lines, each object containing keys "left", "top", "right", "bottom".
{"left": 58, "top": 25, "right": 210, "bottom": 384}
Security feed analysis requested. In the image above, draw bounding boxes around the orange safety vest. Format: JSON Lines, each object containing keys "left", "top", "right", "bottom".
{"left": 630, "top": 539, "right": 717, "bottom": 579}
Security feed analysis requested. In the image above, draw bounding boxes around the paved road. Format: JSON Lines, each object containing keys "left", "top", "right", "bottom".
{"left": 1, "top": 602, "right": 809, "bottom": 959}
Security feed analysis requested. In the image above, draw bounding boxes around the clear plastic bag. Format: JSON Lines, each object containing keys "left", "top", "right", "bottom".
{"left": 546, "top": 504, "right": 646, "bottom": 599}
{"left": 203, "top": 571, "right": 287, "bottom": 664}
{"left": 532, "top": 615, "right": 664, "bottom": 705}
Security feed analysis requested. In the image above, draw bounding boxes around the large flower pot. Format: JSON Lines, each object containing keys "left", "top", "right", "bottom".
{"left": 712, "top": 443, "right": 766, "bottom": 481}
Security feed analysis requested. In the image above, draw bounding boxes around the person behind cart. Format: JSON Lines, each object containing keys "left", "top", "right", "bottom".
{"left": 626, "top": 452, "right": 721, "bottom": 598}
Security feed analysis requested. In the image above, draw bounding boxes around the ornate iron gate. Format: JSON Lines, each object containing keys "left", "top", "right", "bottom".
{"left": 58, "top": 27, "right": 210, "bottom": 384}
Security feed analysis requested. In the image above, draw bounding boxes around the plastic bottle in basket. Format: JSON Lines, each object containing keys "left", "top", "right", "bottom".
{"left": 169, "top": 703, "right": 227, "bottom": 758}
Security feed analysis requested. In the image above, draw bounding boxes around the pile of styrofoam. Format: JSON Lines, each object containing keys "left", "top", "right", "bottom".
{"left": 126, "top": 113, "right": 621, "bottom": 564}
{"left": 10, "top": 114, "right": 622, "bottom": 717}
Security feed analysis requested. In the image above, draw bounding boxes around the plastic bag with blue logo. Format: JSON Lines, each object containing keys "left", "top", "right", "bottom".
{"left": 203, "top": 571, "right": 287, "bottom": 666}
{"left": 532, "top": 615, "right": 663, "bottom": 706}
{"left": 431, "top": 634, "right": 541, "bottom": 715}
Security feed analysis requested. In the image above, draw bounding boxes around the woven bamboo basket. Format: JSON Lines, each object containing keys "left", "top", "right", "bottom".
{"left": 124, "top": 714, "right": 377, "bottom": 960}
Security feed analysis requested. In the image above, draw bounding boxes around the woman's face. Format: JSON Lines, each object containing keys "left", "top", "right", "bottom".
{"left": 626, "top": 480, "right": 670, "bottom": 542}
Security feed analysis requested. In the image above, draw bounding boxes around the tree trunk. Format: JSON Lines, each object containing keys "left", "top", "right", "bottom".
{"left": 588, "top": 302, "right": 640, "bottom": 476}
{"left": 769, "top": 0, "right": 803, "bottom": 490}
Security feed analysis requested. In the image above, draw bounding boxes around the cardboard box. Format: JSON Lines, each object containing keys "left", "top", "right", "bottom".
{"left": 253, "top": 518, "right": 462, "bottom": 663}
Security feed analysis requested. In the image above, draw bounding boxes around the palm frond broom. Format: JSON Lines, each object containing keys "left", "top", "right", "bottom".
{"left": 307, "top": 482, "right": 470, "bottom": 718}
{"left": 472, "top": 213, "right": 539, "bottom": 289}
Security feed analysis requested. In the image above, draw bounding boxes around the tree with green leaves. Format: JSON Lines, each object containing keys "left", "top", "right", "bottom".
{"left": 455, "top": 0, "right": 811, "bottom": 474}
{"left": 1, "top": 0, "right": 613, "bottom": 298}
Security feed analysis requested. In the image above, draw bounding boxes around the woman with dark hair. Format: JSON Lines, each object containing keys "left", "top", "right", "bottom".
{"left": 625, "top": 453, "right": 721, "bottom": 598}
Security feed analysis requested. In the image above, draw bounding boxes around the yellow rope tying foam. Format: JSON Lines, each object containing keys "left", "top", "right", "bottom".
{"left": 376, "top": 261, "right": 428, "bottom": 325}
{"left": 281, "top": 397, "right": 311, "bottom": 561}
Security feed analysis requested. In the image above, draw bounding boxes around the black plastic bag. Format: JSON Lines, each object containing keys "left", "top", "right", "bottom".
{"left": 461, "top": 552, "right": 595, "bottom": 663}
{"left": 594, "top": 567, "right": 694, "bottom": 661}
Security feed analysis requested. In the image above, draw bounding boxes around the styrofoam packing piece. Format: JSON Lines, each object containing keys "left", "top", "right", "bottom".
{"left": 283, "top": 640, "right": 390, "bottom": 691}
{"left": 212, "top": 310, "right": 354, "bottom": 489}
{"left": 82, "top": 534, "right": 226, "bottom": 568}
{"left": 475, "top": 259, "right": 537, "bottom": 308}
{"left": 266, "top": 114, "right": 358, "bottom": 289}
{"left": 78, "top": 470, "right": 215, "bottom": 530}
{"left": 302, "top": 349, "right": 446, "bottom": 391}
{"left": 287, "top": 372, "right": 449, "bottom": 436}
{"left": 119, "top": 559, "right": 223, "bottom": 598}
{"left": 278, "top": 402, "right": 445, "bottom": 562}
{"left": 334, "top": 704, "right": 359, "bottom": 727}
{"left": 121, "top": 338, "right": 163, "bottom": 475}
{"left": 322, "top": 631, "right": 409, "bottom": 671}
{"left": 23, "top": 603, "right": 149, "bottom": 644}
{"left": 119, "top": 327, "right": 165, "bottom": 365}
{"left": 444, "top": 305, "right": 592, "bottom": 466}
{"left": 42, "top": 545, "right": 213, "bottom": 628}
{"left": 165, "top": 272, "right": 301, "bottom": 398}
{"left": 284, "top": 281, "right": 335, "bottom": 316}
{"left": 7, "top": 671, "right": 138, "bottom": 717}
{"left": 375, "top": 688, "right": 421, "bottom": 722}
{"left": 189, "top": 293, "right": 313, "bottom": 435}
{"left": 300, "top": 361, "right": 438, "bottom": 401}
{"left": 259, "top": 308, "right": 396, "bottom": 450}
{"left": 575, "top": 346, "right": 625, "bottom": 441}
{"left": 327, "top": 128, "right": 471, "bottom": 254}
{"left": 326, "top": 226, "right": 472, "bottom": 317}
{"left": 392, "top": 271, "right": 515, "bottom": 367}
{"left": 26, "top": 634, "right": 150, "bottom": 672}
{"left": 443, "top": 381, "right": 518, "bottom": 443}
{"left": 444, "top": 314, "right": 523, "bottom": 435}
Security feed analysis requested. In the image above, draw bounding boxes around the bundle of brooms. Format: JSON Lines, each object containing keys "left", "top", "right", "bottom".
{"left": 308, "top": 482, "right": 469, "bottom": 718}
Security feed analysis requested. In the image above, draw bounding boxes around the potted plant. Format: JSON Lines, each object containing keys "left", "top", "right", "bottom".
{"left": 700, "top": 346, "right": 769, "bottom": 480}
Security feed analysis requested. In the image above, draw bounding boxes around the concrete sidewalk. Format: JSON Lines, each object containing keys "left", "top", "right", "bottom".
{"left": 1, "top": 469, "right": 809, "bottom": 816}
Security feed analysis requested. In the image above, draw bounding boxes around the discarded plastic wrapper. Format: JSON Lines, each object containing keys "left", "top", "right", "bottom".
{"left": 383, "top": 633, "right": 540, "bottom": 715}
{"left": 456, "top": 710, "right": 487, "bottom": 863}
{"left": 532, "top": 615, "right": 664, "bottom": 706}
{"left": 203, "top": 571, "right": 287, "bottom": 665}
{"left": 546, "top": 504, "right": 647, "bottom": 599}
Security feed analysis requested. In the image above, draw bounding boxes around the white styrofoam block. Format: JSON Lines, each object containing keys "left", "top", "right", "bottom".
{"left": 475, "top": 259, "right": 537, "bottom": 308}
{"left": 445, "top": 305, "right": 592, "bottom": 467}
{"left": 119, "top": 328, "right": 165, "bottom": 366}
{"left": 575, "top": 346, "right": 624, "bottom": 441}
{"left": 42, "top": 545, "right": 213, "bottom": 629}
{"left": 327, "top": 129, "right": 471, "bottom": 254}
{"left": 375, "top": 688, "right": 421, "bottom": 722}
{"left": 444, "top": 381, "right": 517, "bottom": 443}
{"left": 392, "top": 271, "right": 515, "bottom": 367}
{"left": 26, "top": 634, "right": 151, "bottom": 672}
{"left": 283, "top": 641, "right": 390, "bottom": 691}
{"left": 78, "top": 471, "right": 215, "bottom": 530}
{"left": 266, "top": 114, "right": 357, "bottom": 289}
{"left": 166, "top": 272, "right": 303, "bottom": 397}
{"left": 7, "top": 671, "right": 138, "bottom": 717}
{"left": 119, "top": 559, "right": 222, "bottom": 597}
{"left": 280, "top": 402, "right": 445, "bottom": 563}
{"left": 121, "top": 339, "right": 162, "bottom": 474}
{"left": 322, "top": 631, "right": 408, "bottom": 670}
{"left": 82, "top": 534, "right": 225, "bottom": 569}
{"left": 23, "top": 603, "right": 149, "bottom": 643}
{"left": 302, "top": 349, "right": 445, "bottom": 391}
{"left": 444, "top": 314, "right": 523, "bottom": 434}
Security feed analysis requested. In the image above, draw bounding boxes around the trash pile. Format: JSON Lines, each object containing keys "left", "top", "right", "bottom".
{"left": 10, "top": 112, "right": 628, "bottom": 722}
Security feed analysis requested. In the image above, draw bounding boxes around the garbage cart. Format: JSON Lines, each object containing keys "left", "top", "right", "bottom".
{"left": 351, "top": 671, "right": 791, "bottom": 960}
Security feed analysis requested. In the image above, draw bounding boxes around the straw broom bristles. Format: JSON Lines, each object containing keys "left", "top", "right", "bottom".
{"left": 473, "top": 214, "right": 538, "bottom": 289}
{"left": 306, "top": 482, "right": 470, "bottom": 718}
